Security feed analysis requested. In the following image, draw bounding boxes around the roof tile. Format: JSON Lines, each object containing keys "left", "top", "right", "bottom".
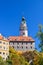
{"left": 8, "top": 36, "right": 35, "bottom": 42}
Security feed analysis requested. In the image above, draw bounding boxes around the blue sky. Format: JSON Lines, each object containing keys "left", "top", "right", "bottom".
{"left": 0, "top": 0, "right": 43, "bottom": 51}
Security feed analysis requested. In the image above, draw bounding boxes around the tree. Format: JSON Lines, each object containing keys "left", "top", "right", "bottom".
{"left": 0, "top": 56, "right": 8, "bottom": 65}
{"left": 22, "top": 50, "right": 43, "bottom": 65}
{"left": 7, "top": 46, "right": 29, "bottom": 65}
{"left": 9, "top": 46, "right": 17, "bottom": 54}
{"left": 36, "top": 24, "right": 43, "bottom": 52}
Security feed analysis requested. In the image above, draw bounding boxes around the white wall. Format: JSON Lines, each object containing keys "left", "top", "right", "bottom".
{"left": 10, "top": 42, "right": 35, "bottom": 51}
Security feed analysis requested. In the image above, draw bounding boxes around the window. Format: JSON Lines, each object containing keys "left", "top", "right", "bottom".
{"left": 26, "top": 43, "right": 27, "bottom": 45}
{"left": 0, "top": 41, "right": 2, "bottom": 43}
{"left": 6, "top": 53, "right": 8, "bottom": 55}
{"left": 31, "top": 43, "right": 32, "bottom": 45}
{"left": 13, "top": 46, "right": 14, "bottom": 48}
{"left": 17, "top": 46, "right": 19, "bottom": 48}
{"left": 3, "top": 42, "right": 5, "bottom": 44}
{"left": 3, "top": 58, "right": 5, "bottom": 60}
{"left": 31, "top": 46, "right": 32, "bottom": 49}
{"left": 0, "top": 52, "right": 1, "bottom": 54}
{"left": 7, "top": 43, "right": 8, "bottom": 45}
{"left": 0, "top": 46, "right": 2, "bottom": 48}
{"left": 3, "top": 47, "right": 5, "bottom": 50}
{"left": 22, "top": 46, "right": 23, "bottom": 48}
{"left": 10, "top": 42, "right": 13, "bottom": 45}
{"left": 26, "top": 46, "right": 28, "bottom": 49}
{"left": 6, "top": 47, "right": 8, "bottom": 50}
{"left": 13, "top": 43, "right": 14, "bottom": 45}
{"left": 23, "top": 32, "right": 25, "bottom": 35}
{"left": 6, "top": 53, "right": 9, "bottom": 56}
{"left": 22, "top": 43, "right": 23, "bottom": 45}
{"left": 17, "top": 43, "right": 19, "bottom": 45}
{"left": 3, "top": 52, "right": 5, "bottom": 55}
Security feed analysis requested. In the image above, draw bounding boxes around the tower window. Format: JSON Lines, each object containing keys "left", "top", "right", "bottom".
{"left": 23, "top": 32, "right": 25, "bottom": 35}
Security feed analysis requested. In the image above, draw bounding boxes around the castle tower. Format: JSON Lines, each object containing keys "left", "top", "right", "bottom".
{"left": 20, "top": 17, "right": 28, "bottom": 36}
{"left": 9, "top": 17, "right": 35, "bottom": 51}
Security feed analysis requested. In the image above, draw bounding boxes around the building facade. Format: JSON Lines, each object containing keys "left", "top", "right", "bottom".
{"left": 8, "top": 17, "right": 35, "bottom": 51}
{"left": 0, "top": 34, "right": 9, "bottom": 60}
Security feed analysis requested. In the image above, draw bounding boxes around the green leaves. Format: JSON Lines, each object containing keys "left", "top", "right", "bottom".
{"left": 36, "top": 24, "right": 43, "bottom": 52}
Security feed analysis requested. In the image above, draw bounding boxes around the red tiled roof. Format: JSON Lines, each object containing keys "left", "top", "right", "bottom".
{"left": 0, "top": 34, "right": 8, "bottom": 42}
{"left": 8, "top": 36, "right": 35, "bottom": 42}
{"left": 0, "top": 35, "right": 3, "bottom": 40}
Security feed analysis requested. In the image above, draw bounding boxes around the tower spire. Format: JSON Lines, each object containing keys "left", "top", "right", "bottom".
{"left": 22, "top": 17, "right": 25, "bottom": 21}
{"left": 20, "top": 17, "right": 28, "bottom": 36}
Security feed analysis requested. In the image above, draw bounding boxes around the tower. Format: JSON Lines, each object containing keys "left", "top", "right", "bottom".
{"left": 20, "top": 17, "right": 28, "bottom": 36}
{"left": 9, "top": 17, "right": 35, "bottom": 51}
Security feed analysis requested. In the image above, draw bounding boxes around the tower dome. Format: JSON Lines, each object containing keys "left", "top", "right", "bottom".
{"left": 20, "top": 17, "right": 28, "bottom": 36}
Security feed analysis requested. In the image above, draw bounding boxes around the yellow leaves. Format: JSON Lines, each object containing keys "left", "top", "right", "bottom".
{"left": 21, "top": 50, "right": 43, "bottom": 65}
{"left": 9, "top": 47, "right": 30, "bottom": 65}
{"left": 9, "top": 46, "right": 17, "bottom": 54}
{"left": 9, "top": 47, "right": 43, "bottom": 65}
{"left": 40, "top": 52, "right": 43, "bottom": 57}
{"left": 12, "top": 58, "right": 20, "bottom": 65}
{"left": 17, "top": 51, "right": 23, "bottom": 55}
